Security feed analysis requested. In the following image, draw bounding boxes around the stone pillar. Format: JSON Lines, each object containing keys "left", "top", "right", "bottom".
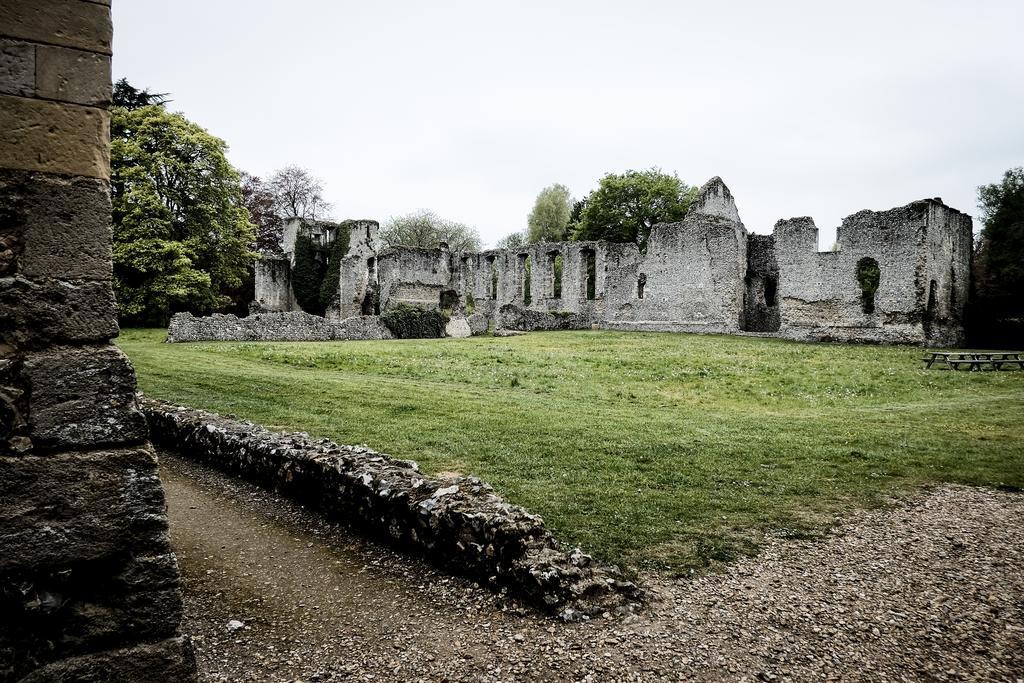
{"left": 0, "top": 1, "right": 197, "bottom": 680}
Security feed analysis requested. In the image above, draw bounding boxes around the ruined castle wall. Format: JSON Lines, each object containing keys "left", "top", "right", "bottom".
{"left": 377, "top": 245, "right": 453, "bottom": 312}
{"left": 334, "top": 220, "right": 380, "bottom": 320}
{"left": 774, "top": 202, "right": 932, "bottom": 344}
{"left": 743, "top": 234, "right": 781, "bottom": 332}
{"left": 0, "top": 2, "right": 196, "bottom": 679}
{"left": 254, "top": 256, "right": 295, "bottom": 312}
{"left": 246, "top": 179, "right": 970, "bottom": 345}
{"left": 602, "top": 178, "right": 748, "bottom": 333}
{"left": 921, "top": 202, "right": 972, "bottom": 346}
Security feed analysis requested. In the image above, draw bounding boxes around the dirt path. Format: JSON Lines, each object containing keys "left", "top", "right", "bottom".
{"left": 161, "top": 452, "right": 1024, "bottom": 682}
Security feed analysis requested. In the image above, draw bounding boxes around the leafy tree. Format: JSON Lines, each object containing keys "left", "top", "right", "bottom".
{"left": 380, "top": 210, "right": 482, "bottom": 251}
{"left": 240, "top": 171, "right": 284, "bottom": 253}
{"left": 111, "top": 104, "right": 254, "bottom": 326}
{"left": 268, "top": 165, "right": 330, "bottom": 221}
{"left": 112, "top": 78, "right": 170, "bottom": 109}
{"left": 971, "top": 167, "right": 1024, "bottom": 345}
{"left": 574, "top": 168, "right": 695, "bottom": 247}
{"left": 494, "top": 231, "right": 526, "bottom": 250}
{"left": 527, "top": 184, "right": 573, "bottom": 243}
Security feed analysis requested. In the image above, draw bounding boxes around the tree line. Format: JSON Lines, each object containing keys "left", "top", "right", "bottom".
{"left": 110, "top": 80, "right": 1023, "bottom": 344}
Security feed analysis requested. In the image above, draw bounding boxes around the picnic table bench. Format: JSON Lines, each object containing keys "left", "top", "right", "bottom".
{"left": 923, "top": 351, "right": 1024, "bottom": 371}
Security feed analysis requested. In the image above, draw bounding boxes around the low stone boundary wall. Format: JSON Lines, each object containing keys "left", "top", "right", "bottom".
{"left": 497, "top": 304, "right": 593, "bottom": 332}
{"left": 142, "top": 399, "right": 642, "bottom": 619}
{"left": 166, "top": 312, "right": 393, "bottom": 343}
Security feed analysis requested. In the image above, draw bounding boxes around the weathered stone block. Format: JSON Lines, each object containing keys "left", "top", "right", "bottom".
{"left": 0, "top": 0, "right": 113, "bottom": 56}
{"left": 35, "top": 45, "right": 111, "bottom": 107}
{"left": 21, "top": 346, "right": 147, "bottom": 451}
{"left": 0, "top": 277, "right": 118, "bottom": 347}
{"left": 0, "top": 447, "right": 166, "bottom": 573}
{"left": 0, "top": 95, "right": 109, "bottom": 179}
{"left": 445, "top": 316, "right": 472, "bottom": 338}
{"left": 16, "top": 637, "right": 197, "bottom": 683}
{"left": 0, "top": 170, "right": 112, "bottom": 280}
{"left": 0, "top": 38, "right": 34, "bottom": 97}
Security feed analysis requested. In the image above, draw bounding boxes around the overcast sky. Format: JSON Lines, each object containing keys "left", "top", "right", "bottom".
{"left": 112, "top": 1, "right": 1023, "bottom": 249}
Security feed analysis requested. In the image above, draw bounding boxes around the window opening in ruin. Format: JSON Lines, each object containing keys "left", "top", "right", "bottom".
{"left": 925, "top": 279, "right": 938, "bottom": 329}
{"left": 520, "top": 254, "right": 532, "bottom": 305}
{"left": 583, "top": 249, "right": 596, "bottom": 300}
{"left": 488, "top": 258, "right": 498, "bottom": 299}
{"left": 637, "top": 273, "right": 647, "bottom": 299}
{"left": 764, "top": 275, "right": 778, "bottom": 307}
{"left": 856, "top": 257, "right": 881, "bottom": 314}
{"left": 549, "top": 252, "right": 563, "bottom": 299}
{"left": 366, "top": 225, "right": 371, "bottom": 240}
{"left": 440, "top": 289, "right": 459, "bottom": 312}
{"left": 366, "top": 257, "right": 375, "bottom": 276}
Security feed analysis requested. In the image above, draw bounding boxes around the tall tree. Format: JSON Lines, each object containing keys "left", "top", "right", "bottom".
{"left": 380, "top": 210, "right": 482, "bottom": 251}
{"left": 240, "top": 171, "right": 284, "bottom": 253}
{"left": 574, "top": 169, "right": 695, "bottom": 247}
{"left": 971, "top": 167, "right": 1024, "bottom": 345}
{"left": 268, "top": 165, "right": 330, "bottom": 221}
{"left": 111, "top": 104, "right": 254, "bottom": 326}
{"left": 494, "top": 231, "right": 526, "bottom": 250}
{"left": 527, "top": 183, "right": 573, "bottom": 243}
{"left": 111, "top": 78, "right": 170, "bottom": 109}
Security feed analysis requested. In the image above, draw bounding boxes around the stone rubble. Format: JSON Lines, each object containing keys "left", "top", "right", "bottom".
{"left": 141, "top": 398, "right": 644, "bottom": 619}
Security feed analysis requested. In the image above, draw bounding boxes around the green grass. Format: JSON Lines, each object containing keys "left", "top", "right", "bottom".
{"left": 119, "top": 328, "right": 1024, "bottom": 573}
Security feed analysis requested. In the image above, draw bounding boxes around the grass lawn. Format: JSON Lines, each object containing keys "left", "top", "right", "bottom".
{"left": 119, "top": 328, "right": 1024, "bottom": 573}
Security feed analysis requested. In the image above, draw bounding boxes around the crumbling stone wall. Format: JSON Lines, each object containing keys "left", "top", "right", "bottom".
{"left": 254, "top": 218, "right": 379, "bottom": 321}
{"left": 142, "top": 399, "right": 642, "bottom": 621}
{"left": 0, "top": 2, "right": 196, "bottom": 680}
{"left": 166, "top": 311, "right": 393, "bottom": 343}
{"left": 774, "top": 199, "right": 972, "bottom": 345}
{"left": 743, "top": 234, "right": 781, "bottom": 333}
{"left": 248, "top": 178, "right": 972, "bottom": 345}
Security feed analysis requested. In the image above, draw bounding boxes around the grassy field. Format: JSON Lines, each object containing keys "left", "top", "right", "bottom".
{"left": 119, "top": 328, "right": 1024, "bottom": 573}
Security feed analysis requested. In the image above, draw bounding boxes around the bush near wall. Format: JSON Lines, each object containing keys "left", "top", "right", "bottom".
{"left": 381, "top": 304, "right": 447, "bottom": 338}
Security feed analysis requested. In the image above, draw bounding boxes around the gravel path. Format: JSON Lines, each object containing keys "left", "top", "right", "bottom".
{"left": 160, "top": 452, "right": 1024, "bottom": 682}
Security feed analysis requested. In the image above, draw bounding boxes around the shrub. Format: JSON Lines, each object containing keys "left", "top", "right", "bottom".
{"left": 381, "top": 304, "right": 446, "bottom": 339}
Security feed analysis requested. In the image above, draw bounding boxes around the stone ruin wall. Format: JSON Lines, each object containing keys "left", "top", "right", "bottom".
{"left": 142, "top": 399, "right": 643, "bottom": 621}
{"left": 0, "top": 2, "right": 197, "bottom": 680}
{"left": 245, "top": 186, "right": 973, "bottom": 349}
{"left": 249, "top": 175, "right": 971, "bottom": 346}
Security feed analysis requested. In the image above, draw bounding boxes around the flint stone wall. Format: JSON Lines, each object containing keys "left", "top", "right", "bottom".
{"left": 141, "top": 398, "right": 643, "bottom": 620}
{"left": 166, "top": 312, "right": 394, "bottom": 343}
{"left": 0, "top": 2, "right": 196, "bottom": 680}
{"left": 254, "top": 177, "right": 972, "bottom": 346}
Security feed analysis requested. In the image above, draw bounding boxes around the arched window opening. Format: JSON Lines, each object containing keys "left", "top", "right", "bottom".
{"left": 549, "top": 252, "right": 563, "bottom": 299}
{"left": 583, "top": 249, "right": 597, "bottom": 300}
{"left": 856, "top": 257, "right": 881, "bottom": 314}
{"left": 637, "top": 273, "right": 647, "bottom": 299}
{"left": 520, "top": 254, "right": 532, "bottom": 305}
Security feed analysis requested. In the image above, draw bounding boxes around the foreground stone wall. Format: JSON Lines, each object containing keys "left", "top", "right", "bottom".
{"left": 0, "top": 2, "right": 196, "bottom": 680}
{"left": 142, "top": 399, "right": 642, "bottom": 620}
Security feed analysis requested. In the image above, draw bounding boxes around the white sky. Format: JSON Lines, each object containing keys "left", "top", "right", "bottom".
{"left": 112, "top": 1, "right": 1023, "bottom": 249}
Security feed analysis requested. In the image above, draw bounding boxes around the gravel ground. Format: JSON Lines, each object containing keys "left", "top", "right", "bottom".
{"left": 160, "top": 452, "right": 1024, "bottom": 682}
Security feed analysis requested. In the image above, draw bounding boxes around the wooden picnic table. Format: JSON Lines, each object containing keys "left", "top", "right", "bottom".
{"left": 922, "top": 351, "right": 1024, "bottom": 371}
